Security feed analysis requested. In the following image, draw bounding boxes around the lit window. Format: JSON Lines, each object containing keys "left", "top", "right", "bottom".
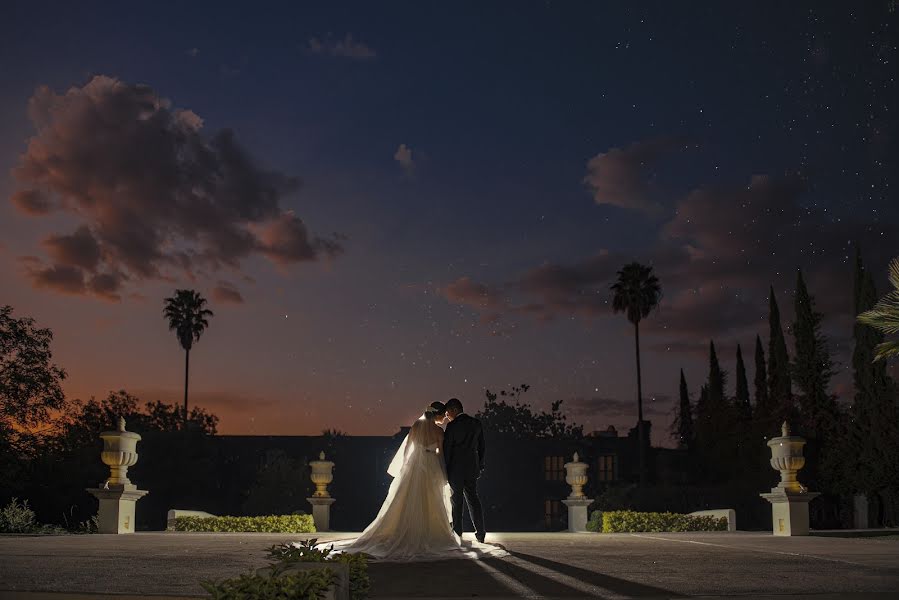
{"left": 544, "top": 456, "right": 564, "bottom": 480}
{"left": 597, "top": 454, "right": 616, "bottom": 481}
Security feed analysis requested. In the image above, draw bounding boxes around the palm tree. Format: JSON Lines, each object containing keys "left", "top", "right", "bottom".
{"left": 163, "top": 290, "right": 214, "bottom": 427}
{"left": 611, "top": 262, "right": 662, "bottom": 485}
{"left": 857, "top": 257, "right": 899, "bottom": 361}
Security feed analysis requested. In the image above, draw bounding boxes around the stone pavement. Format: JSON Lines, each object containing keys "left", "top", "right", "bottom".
{"left": 1, "top": 531, "right": 898, "bottom": 599}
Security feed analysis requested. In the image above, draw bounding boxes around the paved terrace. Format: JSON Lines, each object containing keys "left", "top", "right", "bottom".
{"left": 1, "top": 531, "right": 898, "bottom": 599}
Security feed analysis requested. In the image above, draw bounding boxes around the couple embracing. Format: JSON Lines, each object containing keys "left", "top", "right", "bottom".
{"left": 331, "top": 398, "right": 501, "bottom": 561}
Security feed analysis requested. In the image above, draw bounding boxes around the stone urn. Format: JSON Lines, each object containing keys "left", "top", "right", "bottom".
{"left": 86, "top": 416, "right": 148, "bottom": 534}
{"left": 759, "top": 421, "right": 819, "bottom": 536}
{"left": 309, "top": 451, "right": 335, "bottom": 498}
{"left": 562, "top": 452, "right": 593, "bottom": 532}
{"left": 100, "top": 416, "right": 142, "bottom": 487}
{"left": 767, "top": 421, "right": 807, "bottom": 492}
{"left": 564, "top": 452, "right": 588, "bottom": 499}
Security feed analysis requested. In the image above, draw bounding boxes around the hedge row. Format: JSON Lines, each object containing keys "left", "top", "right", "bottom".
{"left": 587, "top": 510, "right": 728, "bottom": 533}
{"left": 172, "top": 514, "right": 316, "bottom": 533}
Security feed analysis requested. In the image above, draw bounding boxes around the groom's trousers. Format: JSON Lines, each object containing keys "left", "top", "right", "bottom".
{"left": 449, "top": 475, "right": 485, "bottom": 537}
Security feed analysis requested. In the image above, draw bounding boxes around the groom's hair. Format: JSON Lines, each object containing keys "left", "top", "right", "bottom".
{"left": 446, "top": 398, "right": 463, "bottom": 413}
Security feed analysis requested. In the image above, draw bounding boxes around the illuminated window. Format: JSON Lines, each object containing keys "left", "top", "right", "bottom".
{"left": 597, "top": 454, "right": 616, "bottom": 481}
{"left": 544, "top": 499, "right": 561, "bottom": 528}
{"left": 544, "top": 456, "right": 565, "bottom": 480}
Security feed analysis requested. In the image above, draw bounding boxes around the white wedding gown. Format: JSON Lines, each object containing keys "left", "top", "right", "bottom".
{"left": 326, "top": 416, "right": 506, "bottom": 561}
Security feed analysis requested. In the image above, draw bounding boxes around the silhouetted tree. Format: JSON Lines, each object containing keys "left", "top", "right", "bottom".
{"left": 0, "top": 306, "right": 67, "bottom": 461}
{"left": 753, "top": 335, "right": 769, "bottom": 416}
{"left": 477, "top": 384, "right": 582, "bottom": 440}
{"left": 672, "top": 369, "right": 693, "bottom": 449}
{"left": 857, "top": 257, "right": 899, "bottom": 361}
{"left": 610, "top": 262, "right": 662, "bottom": 485}
{"left": 694, "top": 341, "right": 734, "bottom": 481}
{"left": 767, "top": 287, "right": 793, "bottom": 427}
{"left": 792, "top": 270, "right": 837, "bottom": 439}
{"left": 163, "top": 290, "right": 214, "bottom": 426}
{"left": 735, "top": 344, "right": 752, "bottom": 422}
{"left": 839, "top": 250, "right": 899, "bottom": 520}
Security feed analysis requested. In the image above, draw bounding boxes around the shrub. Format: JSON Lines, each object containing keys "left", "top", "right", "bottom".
{"left": 599, "top": 510, "right": 728, "bottom": 533}
{"left": 586, "top": 510, "right": 603, "bottom": 533}
{"left": 268, "top": 539, "right": 370, "bottom": 600}
{"left": 0, "top": 498, "right": 64, "bottom": 534}
{"left": 201, "top": 566, "right": 336, "bottom": 599}
{"left": 172, "top": 514, "right": 315, "bottom": 533}
{"left": 0, "top": 498, "right": 37, "bottom": 533}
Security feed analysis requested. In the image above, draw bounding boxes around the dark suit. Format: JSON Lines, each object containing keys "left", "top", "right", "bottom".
{"left": 443, "top": 413, "right": 486, "bottom": 537}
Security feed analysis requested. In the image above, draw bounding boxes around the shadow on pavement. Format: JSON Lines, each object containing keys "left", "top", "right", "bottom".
{"left": 506, "top": 551, "right": 683, "bottom": 598}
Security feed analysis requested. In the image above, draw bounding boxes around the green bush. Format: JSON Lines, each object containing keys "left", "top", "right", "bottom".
{"left": 597, "top": 510, "right": 728, "bottom": 533}
{"left": 202, "top": 566, "right": 336, "bottom": 599}
{"left": 173, "top": 514, "right": 315, "bottom": 533}
{"left": 267, "top": 539, "right": 370, "bottom": 600}
{"left": 586, "top": 510, "right": 603, "bottom": 532}
{"left": 1, "top": 498, "right": 37, "bottom": 533}
{"left": 0, "top": 498, "right": 65, "bottom": 534}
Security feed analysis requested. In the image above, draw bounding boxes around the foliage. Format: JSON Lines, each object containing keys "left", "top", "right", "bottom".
{"left": 163, "top": 289, "right": 214, "bottom": 353}
{"left": 610, "top": 263, "right": 662, "bottom": 327}
{"left": 476, "top": 384, "right": 582, "bottom": 440}
{"left": 163, "top": 289, "right": 214, "bottom": 425}
{"left": 792, "top": 270, "right": 838, "bottom": 439}
{"left": 173, "top": 514, "right": 315, "bottom": 533}
{"left": 610, "top": 262, "right": 662, "bottom": 485}
{"left": 598, "top": 510, "right": 727, "bottom": 533}
{"left": 268, "top": 540, "right": 370, "bottom": 600}
{"left": 201, "top": 566, "right": 336, "bottom": 600}
{"left": 831, "top": 250, "right": 899, "bottom": 501}
{"left": 693, "top": 341, "right": 735, "bottom": 482}
{"left": 586, "top": 510, "right": 603, "bottom": 532}
{"left": 0, "top": 497, "right": 37, "bottom": 533}
{"left": 734, "top": 344, "right": 751, "bottom": 422}
{"left": 671, "top": 369, "right": 693, "bottom": 449}
{"left": 753, "top": 335, "right": 769, "bottom": 415}
{"left": 0, "top": 306, "right": 67, "bottom": 457}
{"left": 857, "top": 257, "right": 899, "bottom": 361}
{"left": 766, "top": 287, "right": 793, "bottom": 425}
{"left": 0, "top": 498, "right": 65, "bottom": 534}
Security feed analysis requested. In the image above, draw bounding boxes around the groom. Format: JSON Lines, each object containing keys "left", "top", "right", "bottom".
{"left": 443, "top": 397, "right": 486, "bottom": 543}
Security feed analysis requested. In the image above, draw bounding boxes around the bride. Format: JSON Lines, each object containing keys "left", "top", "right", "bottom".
{"left": 328, "top": 402, "right": 502, "bottom": 561}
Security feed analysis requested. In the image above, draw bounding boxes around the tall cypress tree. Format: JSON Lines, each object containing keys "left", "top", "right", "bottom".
{"left": 753, "top": 334, "right": 769, "bottom": 415}
{"left": 846, "top": 249, "right": 899, "bottom": 501}
{"left": 735, "top": 344, "right": 752, "bottom": 422}
{"left": 673, "top": 369, "right": 694, "bottom": 449}
{"left": 792, "top": 270, "right": 836, "bottom": 439}
{"left": 767, "top": 287, "right": 793, "bottom": 427}
{"left": 707, "top": 340, "right": 726, "bottom": 411}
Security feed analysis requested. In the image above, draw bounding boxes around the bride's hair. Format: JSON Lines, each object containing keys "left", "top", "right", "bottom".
{"left": 424, "top": 401, "right": 447, "bottom": 420}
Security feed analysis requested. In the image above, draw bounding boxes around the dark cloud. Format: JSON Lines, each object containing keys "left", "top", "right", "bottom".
{"left": 307, "top": 34, "right": 377, "bottom": 60}
{"left": 583, "top": 138, "right": 684, "bottom": 215}
{"left": 445, "top": 161, "right": 893, "bottom": 359}
{"left": 9, "top": 76, "right": 342, "bottom": 300}
{"left": 441, "top": 277, "right": 507, "bottom": 323}
{"left": 42, "top": 226, "right": 101, "bottom": 271}
{"left": 211, "top": 281, "right": 244, "bottom": 304}
{"left": 10, "top": 189, "right": 54, "bottom": 215}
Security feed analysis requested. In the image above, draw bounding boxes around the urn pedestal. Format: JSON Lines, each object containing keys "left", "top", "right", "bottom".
{"left": 562, "top": 453, "right": 593, "bottom": 533}
{"left": 86, "top": 417, "right": 149, "bottom": 534}
{"left": 759, "top": 422, "right": 819, "bottom": 536}
{"left": 307, "top": 451, "right": 336, "bottom": 531}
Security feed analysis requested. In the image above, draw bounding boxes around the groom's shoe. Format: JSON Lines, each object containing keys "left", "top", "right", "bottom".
{"left": 476, "top": 532, "right": 486, "bottom": 544}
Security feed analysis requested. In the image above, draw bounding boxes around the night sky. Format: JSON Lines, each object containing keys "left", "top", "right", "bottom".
{"left": 1, "top": 2, "right": 897, "bottom": 443}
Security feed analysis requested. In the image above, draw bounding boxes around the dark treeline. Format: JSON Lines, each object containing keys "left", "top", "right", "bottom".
{"left": 671, "top": 250, "right": 899, "bottom": 527}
